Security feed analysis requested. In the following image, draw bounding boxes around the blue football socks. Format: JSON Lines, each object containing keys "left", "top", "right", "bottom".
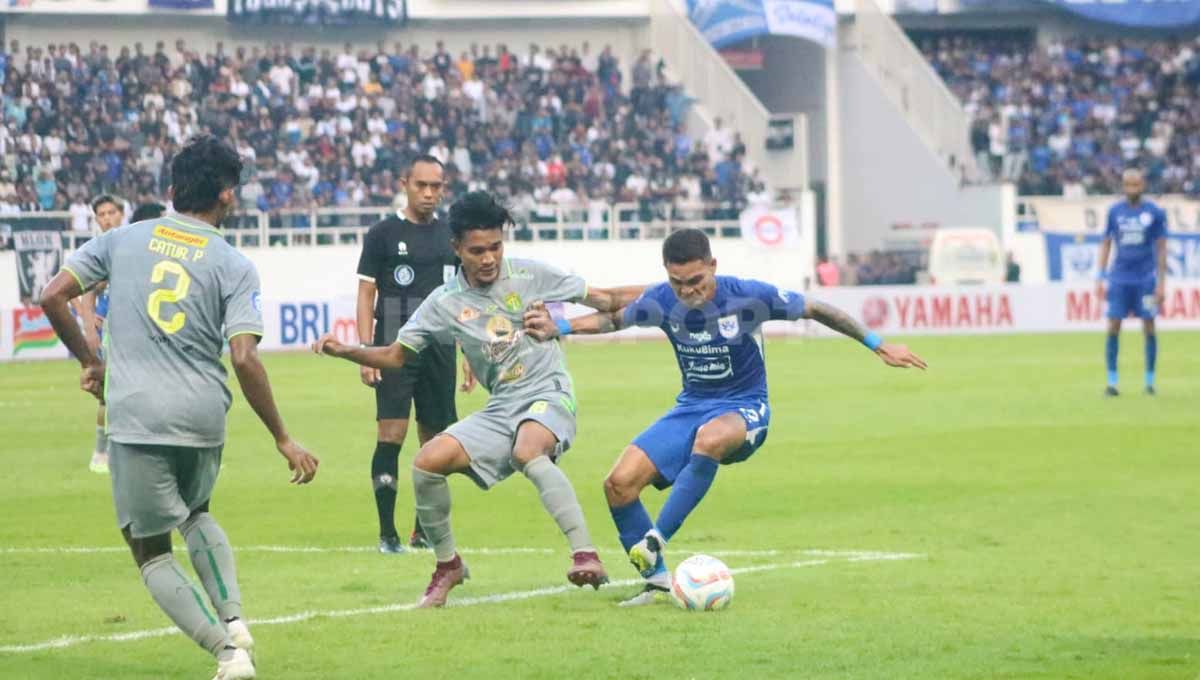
{"left": 655, "top": 454, "right": 719, "bottom": 542}
{"left": 1105, "top": 334, "right": 1119, "bottom": 387}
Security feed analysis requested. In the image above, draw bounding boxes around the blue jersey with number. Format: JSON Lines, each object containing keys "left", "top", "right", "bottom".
{"left": 623, "top": 276, "right": 806, "bottom": 403}
{"left": 1105, "top": 199, "right": 1167, "bottom": 284}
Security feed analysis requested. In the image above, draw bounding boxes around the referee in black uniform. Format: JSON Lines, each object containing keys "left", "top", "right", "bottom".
{"left": 356, "top": 155, "right": 474, "bottom": 553}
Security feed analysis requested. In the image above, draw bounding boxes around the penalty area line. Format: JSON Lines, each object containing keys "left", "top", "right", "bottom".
{"left": 0, "top": 552, "right": 922, "bottom": 654}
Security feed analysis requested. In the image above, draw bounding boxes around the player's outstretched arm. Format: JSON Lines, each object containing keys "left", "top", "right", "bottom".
{"left": 312, "top": 331, "right": 409, "bottom": 369}
{"left": 230, "top": 334, "right": 319, "bottom": 484}
{"left": 580, "top": 285, "right": 647, "bottom": 312}
{"left": 802, "top": 299, "right": 928, "bottom": 370}
{"left": 40, "top": 270, "right": 105, "bottom": 399}
{"left": 522, "top": 302, "right": 625, "bottom": 341}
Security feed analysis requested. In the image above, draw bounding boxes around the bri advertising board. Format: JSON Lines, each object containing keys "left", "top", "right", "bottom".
{"left": 4, "top": 285, "right": 1199, "bottom": 362}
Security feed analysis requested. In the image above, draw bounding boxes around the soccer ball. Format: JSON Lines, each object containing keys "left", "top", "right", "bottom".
{"left": 671, "top": 554, "right": 734, "bottom": 611}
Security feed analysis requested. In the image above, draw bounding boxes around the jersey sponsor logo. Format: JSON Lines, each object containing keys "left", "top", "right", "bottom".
{"left": 718, "top": 314, "right": 740, "bottom": 339}
{"left": 251, "top": 291, "right": 263, "bottom": 314}
{"left": 483, "top": 314, "right": 522, "bottom": 362}
{"left": 397, "top": 241, "right": 408, "bottom": 255}
{"left": 153, "top": 225, "right": 209, "bottom": 248}
{"left": 443, "top": 265, "right": 456, "bottom": 282}
{"left": 499, "top": 363, "right": 525, "bottom": 382}
{"left": 682, "top": 355, "right": 733, "bottom": 382}
{"left": 689, "top": 329, "right": 714, "bottom": 343}
{"left": 458, "top": 306, "right": 480, "bottom": 322}
{"left": 504, "top": 292, "right": 522, "bottom": 312}
{"left": 528, "top": 400, "right": 548, "bottom": 415}
{"left": 394, "top": 265, "right": 415, "bottom": 286}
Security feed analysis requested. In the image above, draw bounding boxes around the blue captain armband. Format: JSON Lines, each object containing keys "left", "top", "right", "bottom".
{"left": 863, "top": 332, "right": 883, "bottom": 352}
{"left": 555, "top": 318, "right": 573, "bottom": 337}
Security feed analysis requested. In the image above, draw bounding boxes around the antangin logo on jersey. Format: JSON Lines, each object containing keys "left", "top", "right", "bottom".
{"left": 483, "top": 314, "right": 523, "bottom": 362}
{"left": 153, "top": 225, "right": 209, "bottom": 248}
{"left": 394, "top": 265, "right": 415, "bottom": 286}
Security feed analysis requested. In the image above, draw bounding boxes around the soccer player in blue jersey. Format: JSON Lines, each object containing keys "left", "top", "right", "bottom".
{"left": 1096, "top": 168, "right": 1168, "bottom": 396}
{"left": 75, "top": 194, "right": 126, "bottom": 474}
{"left": 523, "top": 229, "right": 926, "bottom": 604}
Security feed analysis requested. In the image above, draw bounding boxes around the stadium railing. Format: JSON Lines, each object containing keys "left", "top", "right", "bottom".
{"left": 850, "top": 0, "right": 976, "bottom": 180}
{"left": 0, "top": 201, "right": 760, "bottom": 250}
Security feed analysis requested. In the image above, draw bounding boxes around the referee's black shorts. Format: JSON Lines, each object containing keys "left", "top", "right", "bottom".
{"left": 373, "top": 323, "right": 457, "bottom": 427}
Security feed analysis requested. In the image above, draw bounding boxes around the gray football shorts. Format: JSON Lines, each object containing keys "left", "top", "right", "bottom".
{"left": 443, "top": 391, "right": 577, "bottom": 490}
{"left": 109, "top": 440, "right": 223, "bottom": 538}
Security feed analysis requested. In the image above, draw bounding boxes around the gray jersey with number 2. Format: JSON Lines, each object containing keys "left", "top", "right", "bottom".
{"left": 63, "top": 213, "right": 264, "bottom": 447}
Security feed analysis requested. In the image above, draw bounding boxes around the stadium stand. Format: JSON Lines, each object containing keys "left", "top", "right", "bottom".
{"left": 916, "top": 34, "right": 1200, "bottom": 197}
{"left": 0, "top": 38, "right": 762, "bottom": 225}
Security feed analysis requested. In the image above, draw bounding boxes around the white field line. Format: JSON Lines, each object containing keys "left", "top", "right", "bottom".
{"left": 0, "top": 544, "right": 920, "bottom": 560}
{"left": 0, "top": 551, "right": 922, "bottom": 654}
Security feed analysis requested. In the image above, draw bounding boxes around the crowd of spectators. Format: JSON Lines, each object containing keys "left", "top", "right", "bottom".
{"left": 918, "top": 34, "right": 1200, "bottom": 196}
{"left": 815, "top": 252, "right": 921, "bottom": 286}
{"left": 0, "top": 36, "right": 766, "bottom": 226}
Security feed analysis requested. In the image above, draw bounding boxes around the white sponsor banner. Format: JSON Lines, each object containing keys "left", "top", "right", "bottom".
{"left": 1029, "top": 195, "right": 1200, "bottom": 235}
{"left": 740, "top": 206, "right": 802, "bottom": 250}
{"left": 806, "top": 282, "right": 1200, "bottom": 335}
{"left": 5, "top": 282, "right": 1200, "bottom": 362}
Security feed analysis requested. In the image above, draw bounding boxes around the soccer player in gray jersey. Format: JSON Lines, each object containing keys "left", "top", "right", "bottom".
{"left": 40, "top": 136, "right": 320, "bottom": 680}
{"left": 314, "top": 191, "right": 644, "bottom": 607}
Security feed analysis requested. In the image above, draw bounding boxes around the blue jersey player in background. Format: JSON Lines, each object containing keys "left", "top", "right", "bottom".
{"left": 1096, "top": 168, "right": 1168, "bottom": 397}
{"left": 523, "top": 229, "right": 926, "bottom": 605}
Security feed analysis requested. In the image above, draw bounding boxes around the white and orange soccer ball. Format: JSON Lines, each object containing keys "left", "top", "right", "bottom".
{"left": 671, "top": 555, "right": 734, "bottom": 611}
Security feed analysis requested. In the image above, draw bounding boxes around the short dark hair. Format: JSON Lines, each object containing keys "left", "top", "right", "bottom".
{"left": 662, "top": 228, "right": 712, "bottom": 265}
{"left": 407, "top": 154, "right": 444, "bottom": 177}
{"left": 131, "top": 202, "right": 167, "bottom": 222}
{"left": 91, "top": 194, "right": 122, "bottom": 212}
{"left": 170, "top": 135, "right": 243, "bottom": 213}
{"left": 448, "top": 191, "right": 513, "bottom": 240}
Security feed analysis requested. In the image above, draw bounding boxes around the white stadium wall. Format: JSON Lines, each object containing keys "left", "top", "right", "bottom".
{"left": 836, "top": 50, "right": 1007, "bottom": 254}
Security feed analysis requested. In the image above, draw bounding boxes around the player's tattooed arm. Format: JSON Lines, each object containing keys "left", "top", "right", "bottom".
{"left": 313, "top": 332, "right": 409, "bottom": 369}
{"left": 580, "top": 285, "right": 647, "bottom": 312}
{"left": 802, "top": 299, "right": 870, "bottom": 343}
{"left": 804, "top": 299, "right": 928, "bottom": 369}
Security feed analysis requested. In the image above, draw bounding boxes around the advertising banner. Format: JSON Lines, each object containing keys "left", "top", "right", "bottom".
{"left": 686, "top": 0, "right": 835, "bottom": 49}
{"left": 13, "top": 231, "right": 62, "bottom": 304}
{"left": 1043, "top": 233, "right": 1200, "bottom": 282}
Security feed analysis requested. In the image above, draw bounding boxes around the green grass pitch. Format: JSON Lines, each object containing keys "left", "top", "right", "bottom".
{"left": 1, "top": 333, "right": 1198, "bottom": 679}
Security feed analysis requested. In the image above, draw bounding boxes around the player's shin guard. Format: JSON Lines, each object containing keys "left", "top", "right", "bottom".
{"left": 372, "top": 442, "right": 402, "bottom": 539}
{"left": 1105, "top": 334, "right": 1119, "bottom": 387}
{"left": 1145, "top": 334, "right": 1157, "bottom": 386}
{"left": 412, "top": 467, "right": 456, "bottom": 562}
{"left": 520, "top": 455, "right": 594, "bottom": 553}
{"left": 140, "top": 553, "right": 232, "bottom": 656}
{"left": 655, "top": 454, "right": 719, "bottom": 542}
{"left": 181, "top": 513, "right": 242, "bottom": 622}
{"left": 610, "top": 499, "right": 653, "bottom": 553}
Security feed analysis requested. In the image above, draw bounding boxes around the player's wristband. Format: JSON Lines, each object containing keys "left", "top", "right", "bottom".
{"left": 555, "top": 318, "right": 573, "bottom": 337}
{"left": 863, "top": 332, "right": 883, "bottom": 352}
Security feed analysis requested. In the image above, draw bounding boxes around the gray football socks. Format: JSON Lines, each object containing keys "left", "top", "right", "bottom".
{"left": 521, "top": 455, "right": 595, "bottom": 553}
{"left": 180, "top": 513, "right": 243, "bottom": 622}
{"left": 140, "top": 553, "right": 231, "bottom": 656}
{"left": 413, "top": 467, "right": 456, "bottom": 562}
{"left": 94, "top": 426, "right": 108, "bottom": 455}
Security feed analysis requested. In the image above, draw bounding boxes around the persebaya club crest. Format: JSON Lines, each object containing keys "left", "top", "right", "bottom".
{"left": 505, "top": 292, "right": 522, "bottom": 312}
